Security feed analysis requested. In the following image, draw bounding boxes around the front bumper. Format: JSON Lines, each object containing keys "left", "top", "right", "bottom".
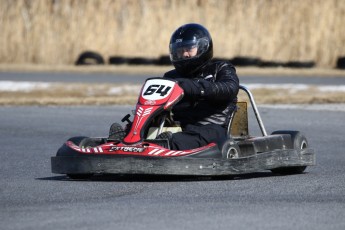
{"left": 51, "top": 148, "right": 315, "bottom": 176}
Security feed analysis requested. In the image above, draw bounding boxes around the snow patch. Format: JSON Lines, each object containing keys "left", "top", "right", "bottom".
{"left": 0, "top": 81, "right": 51, "bottom": 91}
{"left": 0, "top": 81, "right": 344, "bottom": 93}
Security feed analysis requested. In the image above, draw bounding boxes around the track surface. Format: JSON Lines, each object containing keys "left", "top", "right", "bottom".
{"left": 1, "top": 105, "right": 345, "bottom": 230}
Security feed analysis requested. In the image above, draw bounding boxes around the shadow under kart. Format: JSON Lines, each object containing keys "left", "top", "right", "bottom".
{"left": 51, "top": 78, "right": 315, "bottom": 179}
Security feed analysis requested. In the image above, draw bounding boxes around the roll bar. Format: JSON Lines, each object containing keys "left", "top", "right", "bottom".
{"left": 227, "top": 85, "right": 268, "bottom": 136}
{"left": 156, "top": 84, "right": 268, "bottom": 138}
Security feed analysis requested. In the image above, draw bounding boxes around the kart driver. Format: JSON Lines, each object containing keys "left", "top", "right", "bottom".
{"left": 158, "top": 23, "right": 240, "bottom": 150}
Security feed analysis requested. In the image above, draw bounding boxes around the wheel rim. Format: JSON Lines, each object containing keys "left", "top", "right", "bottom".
{"left": 300, "top": 140, "right": 308, "bottom": 149}
{"left": 226, "top": 146, "right": 239, "bottom": 159}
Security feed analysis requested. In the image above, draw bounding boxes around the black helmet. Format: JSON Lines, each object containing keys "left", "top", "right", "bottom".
{"left": 169, "top": 23, "right": 213, "bottom": 76}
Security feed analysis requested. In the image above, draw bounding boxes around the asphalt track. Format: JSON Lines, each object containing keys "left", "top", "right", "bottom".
{"left": 1, "top": 104, "right": 345, "bottom": 230}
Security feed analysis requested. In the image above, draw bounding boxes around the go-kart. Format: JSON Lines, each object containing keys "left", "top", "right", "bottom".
{"left": 51, "top": 78, "right": 315, "bottom": 179}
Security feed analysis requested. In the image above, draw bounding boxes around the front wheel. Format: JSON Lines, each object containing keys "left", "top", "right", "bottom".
{"left": 108, "top": 123, "right": 126, "bottom": 141}
{"left": 270, "top": 130, "right": 308, "bottom": 174}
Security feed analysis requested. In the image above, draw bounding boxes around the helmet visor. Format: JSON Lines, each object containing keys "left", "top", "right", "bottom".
{"left": 170, "top": 38, "right": 209, "bottom": 62}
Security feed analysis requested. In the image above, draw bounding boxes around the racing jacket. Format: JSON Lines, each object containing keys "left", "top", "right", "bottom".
{"left": 163, "top": 60, "right": 239, "bottom": 128}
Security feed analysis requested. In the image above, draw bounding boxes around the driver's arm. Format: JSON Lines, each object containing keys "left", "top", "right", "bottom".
{"left": 163, "top": 62, "right": 239, "bottom": 103}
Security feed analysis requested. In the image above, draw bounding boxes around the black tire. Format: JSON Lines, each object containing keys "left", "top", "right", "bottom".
{"left": 75, "top": 51, "right": 105, "bottom": 65}
{"left": 127, "top": 57, "right": 156, "bottom": 65}
{"left": 212, "top": 57, "right": 230, "bottom": 62}
{"left": 156, "top": 55, "right": 172, "bottom": 66}
{"left": 336, "top": 56, "right": 345, "bottom": 69}
{"left": 271, "top": 130, "right": 308, "bottom": 174}
{"left": 259, "top": 61, "right": 285, "bottom": 68}
{"left": 67, "top": 136, "right": 89, "bottom": 146}
{"left": 221, "top": 138, "right": 241, "bottom": 159}
{"left": 109, "top": 56, "right": 128, "bottom": 65}
{"left": 65, "top": 136, "right": 94, "bottom": 179}
{"left": 230, "top": 56, "right": 261, "bottom": 67}
{"left": 284, "top": 61, "right": 315, "bottom": 68}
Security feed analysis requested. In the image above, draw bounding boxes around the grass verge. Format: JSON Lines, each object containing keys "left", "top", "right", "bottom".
{"left": 1, "top": 82, "right": 344, "bottom": 106}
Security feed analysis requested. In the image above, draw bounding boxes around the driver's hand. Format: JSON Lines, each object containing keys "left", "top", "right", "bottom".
{"left": 175, "top": 78, "right": 204, "bottom": 100}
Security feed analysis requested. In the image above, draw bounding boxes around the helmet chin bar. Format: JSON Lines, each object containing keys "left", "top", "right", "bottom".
{"left": 173, "top": 57, "right": 210, "bottom": 77}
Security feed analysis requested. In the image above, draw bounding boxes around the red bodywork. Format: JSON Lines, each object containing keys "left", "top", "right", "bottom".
{"left": 65, "top": 78, "right": 217, "bottom": 157}
{"left": 66, "top": 141, "right": 217, "bottom": 157}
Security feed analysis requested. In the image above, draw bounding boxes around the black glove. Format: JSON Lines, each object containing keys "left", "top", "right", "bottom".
{"left": 175, "top": 78, "right": 204, "bottom": 100}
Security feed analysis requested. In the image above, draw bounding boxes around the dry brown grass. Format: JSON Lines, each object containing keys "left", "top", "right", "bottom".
{"left": 238, "top": 88, "right": 345, "bottom": 104}
{"left": 0, "top": 83, "right": 140, "bottom": 105}
{"left": 1, "top": 0, "right": 345, "bottom": 67}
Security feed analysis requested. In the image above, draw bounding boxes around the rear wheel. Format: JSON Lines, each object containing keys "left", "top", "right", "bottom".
{"left": 221, "top": 139, "right": 241, "bottom": 159}
{"left": 271, "top": 130, "right": 308, "bottom": 174}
